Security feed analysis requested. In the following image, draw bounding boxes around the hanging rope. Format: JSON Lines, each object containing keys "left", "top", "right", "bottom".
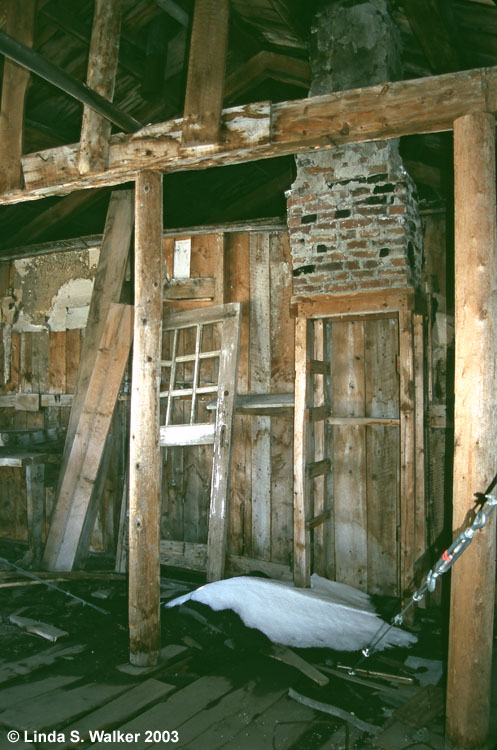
{"left": 349, "top": 491, "right": 497, "bottom": 674}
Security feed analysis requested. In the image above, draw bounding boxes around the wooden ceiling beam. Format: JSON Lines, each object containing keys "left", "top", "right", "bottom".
{"left": 1, "top": 65, "right": 496, "bottom": 205}
{"left": 0, "top": 0, "right": 36, "bottom": 193}
{"left": 182, "top": 0, "right": 230, "bottom": 146}
{"left": 79, "top": 0, "right": 123, "bottom": 175}
{"left": 403, "top": 0, "right": 463, "bottom": 73}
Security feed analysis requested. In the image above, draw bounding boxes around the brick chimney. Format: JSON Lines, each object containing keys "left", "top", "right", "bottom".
{"left": 287, "top": 0, "right": 423, "bottom": 296}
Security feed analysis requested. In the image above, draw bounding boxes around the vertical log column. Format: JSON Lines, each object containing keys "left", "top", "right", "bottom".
{"left": 446, "top": 113, "right": 497, "bottom": 750}
{"left": 182, "top": 0, "right": 229, "bottom": 146}
{"left": 129, "top": 171, "right": 163, "bottom": 666}
{"left": 79, "top": 0, "right": 122, "bottom": 175}
{"left": 0, "top": 0, "right": 35, "bottom": 193}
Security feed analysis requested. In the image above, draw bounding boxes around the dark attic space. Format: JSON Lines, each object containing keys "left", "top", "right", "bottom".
{"left": 0, "top": 0, "right": 496, "bottom": 749}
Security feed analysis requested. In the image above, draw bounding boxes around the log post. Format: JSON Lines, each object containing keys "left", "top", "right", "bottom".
{"left": 0, "top": 0, "right": 35, "bottom": 194}
{"left": 129, "top": 171, "right": 163, "bottom": 666}
{"left": 182, "top": 0, "right": 230, "bottom": 146}
{"left": 79, "top": 0, "right": 123, "bottom": 175}
{"left": 446, "top": 112, "right": 497, "bottom": 750}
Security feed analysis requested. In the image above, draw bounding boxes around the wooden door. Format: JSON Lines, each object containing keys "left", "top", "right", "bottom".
{"left": 328, "top": 315, "right": 400, "bottom": 596}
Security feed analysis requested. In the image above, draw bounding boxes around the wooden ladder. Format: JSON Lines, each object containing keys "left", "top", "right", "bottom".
{"left": 293, "top": 317, "right": 331, "bottom": 587}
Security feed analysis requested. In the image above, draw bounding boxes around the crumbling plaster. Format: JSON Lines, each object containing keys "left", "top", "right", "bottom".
{"left": 5, "top": 248, "right": 99, "bottom": 332}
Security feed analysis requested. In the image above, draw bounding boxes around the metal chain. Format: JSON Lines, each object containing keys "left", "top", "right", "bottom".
{"left": 349, "top": 493, "right": 497, "bottom": 674}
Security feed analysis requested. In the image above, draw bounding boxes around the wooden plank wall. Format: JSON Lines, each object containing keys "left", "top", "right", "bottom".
{"left": 328, "top": 316, "right": 400, "bottom": 596}
{"left": 162, "top": 231, "right": 295, "bottom": 568}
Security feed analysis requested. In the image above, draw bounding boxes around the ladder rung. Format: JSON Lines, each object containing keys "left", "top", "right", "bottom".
{"left": 307, "top": 405, "right": 329, "bottom": 422}
{"left": 307, "top": 359, "right": 330, "bottom": 376}
{"left": 306, "top": 458, "right": 331, "bottom": 479}
{"left": 306, "top": 509, "right": 331, "bottom": 530}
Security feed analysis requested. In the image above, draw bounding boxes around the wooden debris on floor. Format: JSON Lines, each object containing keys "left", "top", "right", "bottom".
{"left": 8, "top": 614, "right": 68, "bottom": 642}
{"left": 267, "top": 643, "right": 329, "bottom": 686}
{"left": 288, "top": 687, "right": 381, "bottom": 736}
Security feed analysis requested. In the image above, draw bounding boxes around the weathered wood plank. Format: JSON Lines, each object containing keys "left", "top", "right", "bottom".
{"left": 182, "top": 0, "right": 229, "bottom": 146}
{"left": 1, "top": 681, "right": 129, "bottom": 732}
{"left": 0, "top": 675, "right": 80, "bottom": 711}
{"left": 88, "top": 676, "right": 233, "bottom": 750}
{"left": 414, "top": 313, "right": 426, "bottom": 569}
{"left": 0, "top": 0, "right": 35, "bottom": 193}
{"left": 158, "top": 682, "right": 286, "bottom": 749}
{"left": 365, "top": 317, "right": 400, "bottom": 596}
{"left": 129, "top": 171, "right": 162, "bottom": 667}
{"left": 398, "top": 311, "right": 416, "bottom": 599}
{"left": 312, "top": 319, "right": 327, "bottom": 575}
{"left": 292, "top": 288, "right": 414, "bottom": 318}
{"left": 206, "top": 303, "right": 241, "bottom": 581}
{"left": 249, "top": 234, "right": 272, "bottom": 562}
{"left": 79, "top": 0, "right": 122, "bottom": 174}
{"left": 48, "top": 303, "right": 134, "bottom": 571}
{"left": 332, "top": 320, "right": 367, "bottom": 591}
{"left": 226, "top": 233, "right": 251, "bottom": 558}
{"left": 293, "top": 317, "right": 312, "bottom": 587}
{"left": 6, "top": 67, "right": 497, "bottom": 204}
{"left": 219, "top": 693, "right": 315, "bottom": 750}
{"left": 65, "top": 679, "right": 175, "bottom": 745}
{"left": 43, "top": 190, "right": 133, "bottom": 569}
{"left": 159, "top": 543, "right": 293, "bottom": 580}
{"left": 269, "top": 233, "right": 294, "bottom": 565}
{"left": 0, "top": 644, "right": 86, "bottom": 684}
{"left": 65, "top": 328, "right": 82, "bottom": 394}
{"left": 48, "top": 331, "right": 66, "bottom": 395}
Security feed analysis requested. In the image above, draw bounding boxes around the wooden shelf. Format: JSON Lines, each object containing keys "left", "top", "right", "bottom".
{"left": 207, "top": 392, "right": 294, "bottom": 416}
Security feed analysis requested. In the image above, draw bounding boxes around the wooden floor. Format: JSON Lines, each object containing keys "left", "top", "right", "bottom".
{"left": 0, "top": 556, "right": 478, "bottom": 750}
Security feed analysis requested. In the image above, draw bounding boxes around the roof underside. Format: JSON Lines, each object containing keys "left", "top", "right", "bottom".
{"left": 0, "top": 0, "right": 495, "bottom": 257}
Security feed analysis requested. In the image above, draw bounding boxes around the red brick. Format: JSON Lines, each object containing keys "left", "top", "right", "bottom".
{"left": 352, "top": 250, "right": 378, "bottom": 258}
{"left": 355, "top": 206, "right": 387, "bottom": 216}
{"left": 389, "top": 205, "right": 406, "bottom": 215}
{"left": 328, "top": 281, "right": 358, "bottom": 292}
{"left": 347, "top": 240, "right": 368, "bottom": 250}
{"left": 340, "top": 218, "right": 370, "bottom": 229}
{"left": 357, "top": 278, "right": 390, "bottom": 289}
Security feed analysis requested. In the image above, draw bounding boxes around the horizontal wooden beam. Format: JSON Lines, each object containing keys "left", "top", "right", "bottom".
{"left": 0, "top": 65, "right": 496, "bottom": 205}
{"left": 291, "top": 288, "right": 415, "bottom": 318}
{"left": 159, "top": 540, "right": 293, "bottom": 580}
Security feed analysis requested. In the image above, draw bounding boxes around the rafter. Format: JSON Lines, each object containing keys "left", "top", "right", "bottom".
{"left": 403, "top": 0, "right": 462, "bottom": 73}
{"left": 224, "top": 51, "right": 310, "bottom": 103}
